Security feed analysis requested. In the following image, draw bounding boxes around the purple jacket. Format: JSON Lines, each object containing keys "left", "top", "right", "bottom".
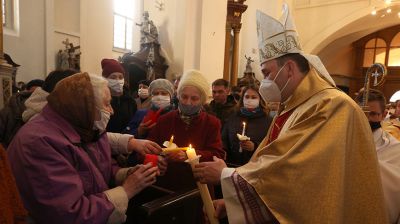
{"left": 7, "top": 105, "right": 119, "bottom": 224}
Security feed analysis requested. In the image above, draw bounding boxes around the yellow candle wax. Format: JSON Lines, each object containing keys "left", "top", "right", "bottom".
{"left": 186, "top": 144, "right": 197, "bottom": 160}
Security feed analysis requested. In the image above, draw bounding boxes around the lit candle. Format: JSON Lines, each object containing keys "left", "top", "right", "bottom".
{"left": 185, "top": 144, "right": 219, "bottom": 224}
{"left": 169, "top": 135, "right": 174, "bottom": 147}
{"left": 186, "top": 144, "right": 197, "bottom": 160}
{"left": 241, "top": 122, "right": 246, "bottom": 136}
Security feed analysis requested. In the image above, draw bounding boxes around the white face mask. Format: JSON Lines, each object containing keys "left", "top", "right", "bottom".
{"left": 107, "top": 78, "right": 124, "bottom": 94}
{"left": 93, "top": 109, "right": 111, "bottom": 133}
{"left": 243, "top": 98, "right": 259, "bottom": 109}
{"left": 259, "top": 63, "right": 290, "bottom": 103}
{"left": 138, "top": 88, "right": 149, "bottom": 99}
{"left": 152, "top": 95, "right": 171, "bottom": 109}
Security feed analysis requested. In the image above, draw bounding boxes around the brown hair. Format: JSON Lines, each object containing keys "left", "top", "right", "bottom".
{"left": 212, "top": 79, "right": 230, "bottom": 88}
{"left": 238, "top": 85, "right": 268, "bottom": 114}
{"left": 355, "top": 88, "right": 386, "bottom": 113}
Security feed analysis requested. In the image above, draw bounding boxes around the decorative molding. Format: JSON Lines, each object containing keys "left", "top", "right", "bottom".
{"left": 295, "top": 0, "right": 368, "bottom": 9}
{"left": 54, "top": 28, "right": 81, "bottom": 38}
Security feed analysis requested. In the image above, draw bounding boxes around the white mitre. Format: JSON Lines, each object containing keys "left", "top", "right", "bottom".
{"left": 256, "top": 4, "right": 336, "bottom": 86}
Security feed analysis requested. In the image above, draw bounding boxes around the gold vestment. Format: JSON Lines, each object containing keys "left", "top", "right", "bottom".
{"left": 237, "top": 69, "right": 388, "bottom": 223}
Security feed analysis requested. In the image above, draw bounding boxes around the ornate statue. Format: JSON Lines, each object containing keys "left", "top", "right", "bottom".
{"left": 244, "top": 55, "right": 254, "bottom": 73}
{"left": 136, "top": 11, "right": 159, "bottom": 46}
{"left": 238, "top": 54, "right": 260, "bottom": 87}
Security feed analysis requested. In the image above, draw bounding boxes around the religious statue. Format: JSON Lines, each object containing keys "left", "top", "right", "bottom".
{"left": 56, "top": 38, "right": 81, "bottom": 71}
{"left": 136, "top": 11, "right": 159, "bottom": 46}
{"left": 238, "top": 54, "right": 260, "bottom": 87}
{"left": 244, "top": 55, "right": 254, "bottom": 73}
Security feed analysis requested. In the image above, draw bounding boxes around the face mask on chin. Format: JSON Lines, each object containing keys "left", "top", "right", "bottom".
{"left": 107, "top": 78, "right": 124, "bottom": 94}
{"left": 93, "top": 109, "right": 111, "bottom": 133}
{"left": 259, "top": 63, "right": 290, "bottom": 104}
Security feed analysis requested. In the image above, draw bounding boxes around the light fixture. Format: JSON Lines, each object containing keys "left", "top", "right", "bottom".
{"left": 371, "top": 0, "right": 400, "bottom": 17}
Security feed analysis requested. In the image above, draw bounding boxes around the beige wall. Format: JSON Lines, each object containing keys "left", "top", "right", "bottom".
{"left": 239, "top": 0, "right": 284, "bottom": 81}
{"left": 80, "top": 0, "right": 142, "bottom": 75}
{"left": 4, "top": 0, "right": 391, "bottom": 86}
{"left": 144, "top": 0, "right": 227, "bottom": 84}
{"left": 4, "top": 0, "right": 46, "bottom": 82}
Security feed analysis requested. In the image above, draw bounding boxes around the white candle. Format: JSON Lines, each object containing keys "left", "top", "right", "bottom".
{"left": 241, "top": 122, "right": 246, "bottom": 136}
{"left": 186, "top": 144, "right": 197, "bottom": 160}
{"left": 185, "top": 144, "right": 219, "bottom": 224}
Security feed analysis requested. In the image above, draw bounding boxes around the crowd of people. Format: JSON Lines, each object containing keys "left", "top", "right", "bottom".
{"left": 0, "top": 3, "right": 399, "bottom": 224}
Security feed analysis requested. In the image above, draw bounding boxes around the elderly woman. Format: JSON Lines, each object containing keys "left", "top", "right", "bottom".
{"left": 127, "top": 79, "right": 175, "bottom": 138}
{"left": 222, "top": 85, "right": 272, "bottom": 166}
{"left": 147, "top": 70, "right": 225, "bottom": 191}
{"left": 7, "top": 73, "right": 159, "bottom": 224}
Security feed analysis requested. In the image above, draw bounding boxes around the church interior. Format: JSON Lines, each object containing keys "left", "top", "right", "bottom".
{"left": 1, "top": 0, "right": 400, "bottom": 103}
{"left": 1, "top": 0, "right": 400, "bottom": 223}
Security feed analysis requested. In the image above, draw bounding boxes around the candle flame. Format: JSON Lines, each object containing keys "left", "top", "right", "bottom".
{"left": 170, "top": 135, "right": 174, "bottom": 142}
{"left": 189, "top": 144, "right": 192, "bottom": 149}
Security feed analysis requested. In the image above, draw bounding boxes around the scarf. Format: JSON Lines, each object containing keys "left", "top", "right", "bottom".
{"left": 47, "top": 72, "right": 97, "bottom": 143}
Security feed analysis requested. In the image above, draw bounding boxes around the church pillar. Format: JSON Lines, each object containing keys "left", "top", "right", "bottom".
{"left": 223, "top": 25, "right": 231, "bottom": 81}
{"left": 224, "top": 0, "right": 247, "bottom": 86}
{"left": 230, "top": 26, "right": 241, "bottom": 86}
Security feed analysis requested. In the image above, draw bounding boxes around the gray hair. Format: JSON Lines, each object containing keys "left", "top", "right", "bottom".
{"left": 88, "top": 73, "right": 109, "bottom": 109}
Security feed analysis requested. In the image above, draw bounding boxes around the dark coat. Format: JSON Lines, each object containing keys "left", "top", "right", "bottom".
{"left": 106, "top": 88, "right": 137, "bottom": 133}
{"left": 222, "top": 109, "right": 272, "bottom": 166}
{"left": 0, "top": 91, "right": 31, "bottom": 148}
{"left": 205, "top": 95, "right": 237, "bottom": 129}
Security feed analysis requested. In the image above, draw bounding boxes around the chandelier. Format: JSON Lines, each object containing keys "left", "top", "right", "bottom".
{"left": 371, "top": 0, "right": 400, "bottom": 17}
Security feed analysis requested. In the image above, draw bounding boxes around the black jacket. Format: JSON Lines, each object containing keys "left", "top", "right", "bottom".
{"left": 106, "top": 88, "right": 137, "bottom": 133}
{"left": 0, "top": 91, "right": 31, "bottom": 148}
{"left": 222, "top": 109, "right": 272, "bottom": 166}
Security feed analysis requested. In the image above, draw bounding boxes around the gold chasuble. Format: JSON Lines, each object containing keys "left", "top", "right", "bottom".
{"left": 236, "top": 69, "right": 388, "bottom": 223}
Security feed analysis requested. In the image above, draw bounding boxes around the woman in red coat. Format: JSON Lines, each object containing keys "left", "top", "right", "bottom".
{"left": 147, "top": 70, "right": 225, "bottom": 191}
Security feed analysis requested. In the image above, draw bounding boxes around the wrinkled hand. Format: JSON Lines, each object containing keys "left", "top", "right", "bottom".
{"left": 165, "top": 150, "right": 187, "bottom": 162}
{"left": 122, "top": 163, "right": 158, "bottom": 199}
{"left": 128, "top": 138, "right": 162, "bottom": 156}
{"left": 193, "top": 156, "right": 227, "bottom": 185}
{"left": 158, "top": 155, "right": 168, "bottom": 176}
{"left": 137, "top": 120, "right": 156, "bottom": 137}
{"left": 240, "top": 140, "right": 255, "bottom": 151}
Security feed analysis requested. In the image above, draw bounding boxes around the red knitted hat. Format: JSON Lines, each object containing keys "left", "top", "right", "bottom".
{"left": 101, "top": 59, "right": 125, "bottom": 77}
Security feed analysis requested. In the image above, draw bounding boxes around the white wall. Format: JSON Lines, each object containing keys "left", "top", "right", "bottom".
{"left": 239, "top": 0, "right": 284, "bottom": 81}
{"left": 4, "top": 0, "right": 390, "bottom": 85}
{"left": 198, "top": 0, "right": 227, "bottom": 83}
{"left": 80, "top": 0, "right": 142, "bottom": 75}
{"left": 4, "top": 0, "right": 46, "bottom": 82}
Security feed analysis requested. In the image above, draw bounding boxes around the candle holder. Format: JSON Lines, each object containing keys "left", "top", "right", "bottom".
{"left": 185, "top": 156, "right": 220, "bottom": 224}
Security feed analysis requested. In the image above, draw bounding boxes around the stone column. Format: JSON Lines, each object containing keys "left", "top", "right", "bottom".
{"left": 230, "top": 26, "right": 241, "bottom": 86}
{"left": 223, "top": 25, "right": 232, "bottom": 81}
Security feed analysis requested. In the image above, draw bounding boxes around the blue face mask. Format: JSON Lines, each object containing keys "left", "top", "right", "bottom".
{"left": 178, "top": 103, "right": 202, "bottom": 116}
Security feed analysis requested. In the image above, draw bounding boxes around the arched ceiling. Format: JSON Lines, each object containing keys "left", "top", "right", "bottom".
{"left": 316, "top": 5, "right": 400, "bottom": 55}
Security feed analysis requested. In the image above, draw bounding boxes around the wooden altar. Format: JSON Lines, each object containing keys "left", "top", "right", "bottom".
{"left": 0, "top": 0, "right": 18, "bottom": 109}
